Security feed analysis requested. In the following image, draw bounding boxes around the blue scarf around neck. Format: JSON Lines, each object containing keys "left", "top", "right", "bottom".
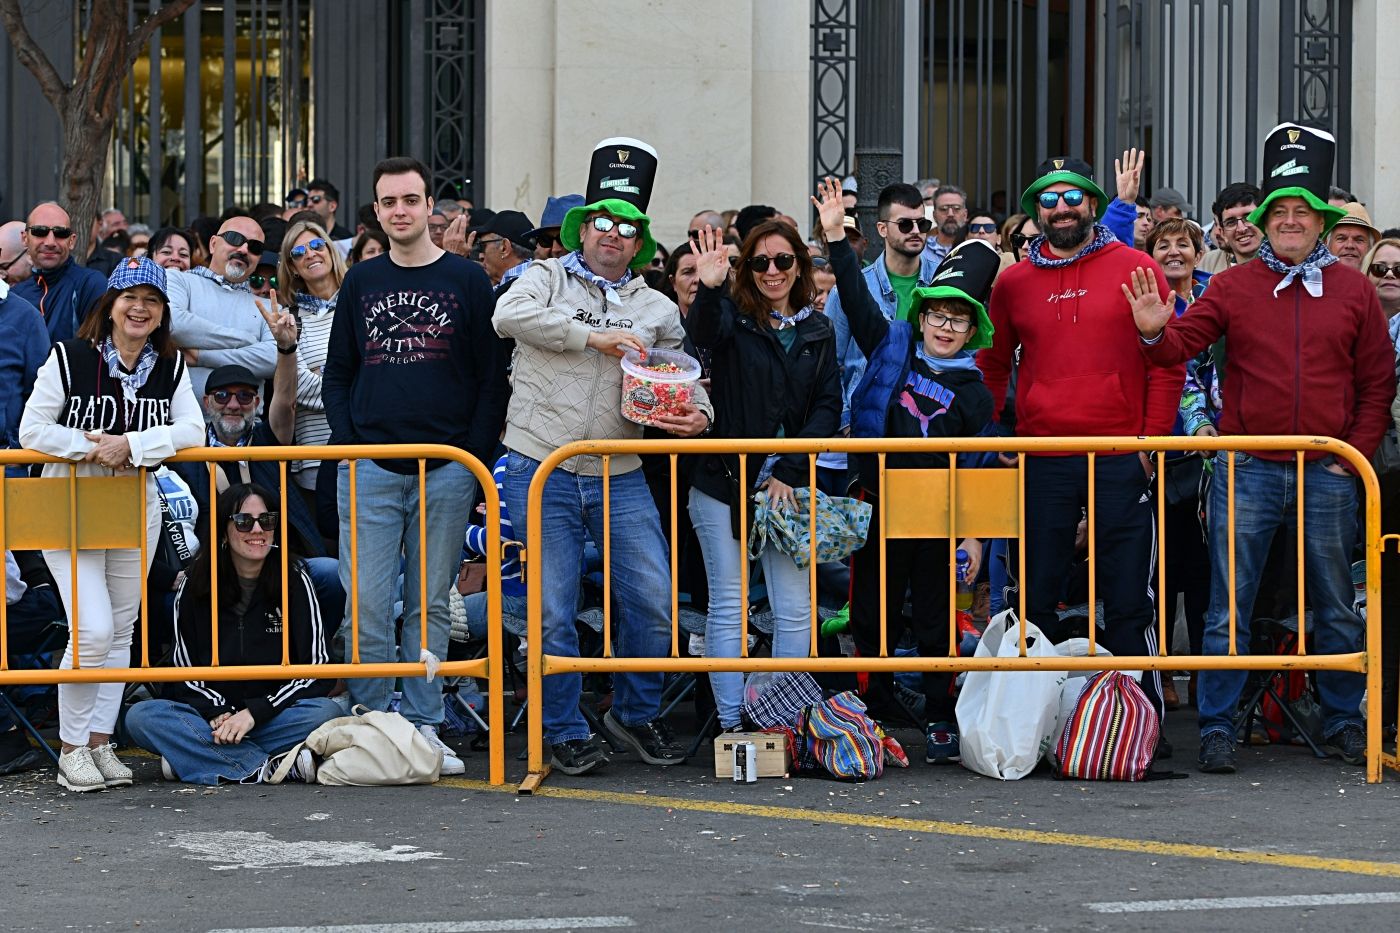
{"left": 560, "top": 251, "right": 633, "bottom": 305}
{"left": 1258, "top": 238, "right": 1337, "bottom": 298}
{"left": 1026, "top": 223, "right": 1118, "bottom": 270}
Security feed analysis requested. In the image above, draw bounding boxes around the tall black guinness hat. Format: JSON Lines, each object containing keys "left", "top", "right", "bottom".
{"left": 559, "top": 137, "right": 660, "bottom": 268}
{"left": 1248, "top": 122, "right": 1347, "bottom": 232}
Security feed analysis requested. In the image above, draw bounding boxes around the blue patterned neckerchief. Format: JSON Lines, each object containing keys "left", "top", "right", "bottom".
{"left": 294, "top": 291, "right": 336, "bottom": 316}
{"left": 188, "top": 264, "right": 250, "bottom": 293}
{"left": 1025, "top": 223, "right": 1118, "bottom": 270}
{"left": 206, "top": 423, "right": 253, "bottom": 448}
{"left": 497, "top": 259, "right": 532, "bottom": 292}
{"left": 560, "top": 251, "right": 632, "bottom": 306}
{"left": 770, "top": 305, "right": 816, "bottom": 329}
{"left": 1258, "top": 238, "right": 1336, "bottom": 298}
{"left": 98, "top": 337, "right": 157, "bottom": 404}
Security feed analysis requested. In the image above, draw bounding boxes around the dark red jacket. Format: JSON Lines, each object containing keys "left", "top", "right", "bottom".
{"left": 1139, "top": 257, "right": 1394, "bottom": 465}
{"left": 978, "top": 239, "right": 1184, "bottom": 441}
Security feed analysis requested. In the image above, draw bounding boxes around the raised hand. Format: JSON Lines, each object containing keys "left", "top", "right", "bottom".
{"left": 255, "top": 296, "right": 299, "bottom": 351}
{"left": 810, "top": 176, "right": 847, "bottom": 241}
{"left": 692, "top": 224, "right": 731, "bottom": 288}
{"left": 443, "top": 215, "right": 471, "bottom": 257}
{"left": 1120, "top": 266, "right": 1174, "bottom": 338}
{"left": 1115, "top": 147, "right": 1145, "bottom": 203}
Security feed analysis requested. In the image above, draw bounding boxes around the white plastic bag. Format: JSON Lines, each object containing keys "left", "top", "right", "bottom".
{"left": 956, "top": 609, "right": 1068, "bottom": 780}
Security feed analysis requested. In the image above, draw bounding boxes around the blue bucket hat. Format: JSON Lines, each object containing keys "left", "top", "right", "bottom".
{"left": 527, "top": 194, "right": 586, "bottom": 238}
{"left": 106, "top": 255, "right": 169, "bottom": 302}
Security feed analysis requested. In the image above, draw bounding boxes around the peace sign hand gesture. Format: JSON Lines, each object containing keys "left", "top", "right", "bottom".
{"left": 692, "top": 224, "right": 731, "bottom": 289}
{"left": 255, "top": 296, "right": 299, "bottom": 351}
{"left": 1120, "top": 266, "right": 1173, "bottom": 339}
{"left": 811, "top": 176, "right": 847, "bottom": 242}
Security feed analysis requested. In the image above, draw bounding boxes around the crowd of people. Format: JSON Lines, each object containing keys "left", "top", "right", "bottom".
{"left": 0, "top": 121, "right": 1397, "bottom": 789}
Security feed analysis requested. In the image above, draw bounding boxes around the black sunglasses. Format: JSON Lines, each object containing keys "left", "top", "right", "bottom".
{"left": 746, "top": 253, "right": 797, "bottom": 273}
{"left": 248, "top": 274, "right": 277, "bottom": 290}
{"left": 969, "top": 222, "right": 998, "bottom": 233}
{"left": 887, "top": 217, "right": 934, "bottom": 234}
{"left": 1370, "top": 262, "right": 1400, "bottom": 279}
{"left": 534, "top": 232, "right": 557, "bottom": 249}
{"left": 229, "top": 511, "right": 279, "bottom": 532}
{"left": 1010, "top": 232, "right": 1035, "bottom": 249}
{"left": 211, "top": 388, "right": 258, "bottom": 405}
{"left": 218, "top": 230, "right": 266, "bottom": 255}
{"left": 27, "top": 224, "right": 73, "bottom": 240}
{"left": 810, "top": 256, "right": 830, "bottom": 268}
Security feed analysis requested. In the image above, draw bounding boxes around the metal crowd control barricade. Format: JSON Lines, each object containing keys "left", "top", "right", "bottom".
{"left": 519, "top": 436, "right": 1384, "bottom": 792}
{"left": 0, "top": 444, "right": 508, "bottom": 786}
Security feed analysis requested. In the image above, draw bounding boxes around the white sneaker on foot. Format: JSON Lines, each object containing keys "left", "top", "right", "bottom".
{"left": 261, "top": 748, "right": 317, "bottom": 784}
{"left": 89, "top": 744, "right": 133, "bottom": 788}
{"left": 57, "top": 747, "right": 106, "bottom": 792}
{"left": 418, "top": 724, "right": 464, "bottom": 775}
{"left": 159, "top": 756, "right": 176, "bottom": 781}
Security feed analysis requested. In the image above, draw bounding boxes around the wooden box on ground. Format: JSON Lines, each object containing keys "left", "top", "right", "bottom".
{"left": 712, "top": 732, "right": 790, "bottom": 779}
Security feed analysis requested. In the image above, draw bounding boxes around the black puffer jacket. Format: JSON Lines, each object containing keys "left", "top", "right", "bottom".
{"left": 686, "top": 281, "right": 842, "bottom": 505}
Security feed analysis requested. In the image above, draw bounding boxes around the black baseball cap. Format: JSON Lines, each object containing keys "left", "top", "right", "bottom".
{"left": 477, "top": 210, "right": 537, "bottom": 250}
{"left": 205, "top": 365, "right": 261, "bottom": 393}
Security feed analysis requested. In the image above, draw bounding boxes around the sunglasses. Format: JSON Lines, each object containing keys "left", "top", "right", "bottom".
{"left": 887, "top": 217, "right": 934, "bottom": 234}
{"left": 289, "top": 238, "right": 327, "bottom": 259}
{"left": 476, "top": 237, "right": 506, "bottom": 250}
{"left": 811, "top": 256, "right": 830, "bottom": 268}
{"left": 211, "top": 388, "right": 258, "bottom": 405}
{"left": 27, "top": 224, "right": 73, "bottom": 240}
{"left": 746, "top": 253, "right": 797, "bottom": 273}
{"left": 229, "top": 512, "right": 279, "bottom": 533}
{"left": 590, "top": 216, "right": 639, "bottom": 238}
{"left": 535, "top": 232, "right": 557, "bottom": 249}
{"left": 921, "top": 310, "right": 973, "bottom": 333}
{"left": 1010, "top": 232, "right": 1035, "bottom": 250}
{"left": 1038, "top": 188, "right": 1087, "bottom": 209}
{"left": 248, "top": 274, "right": 277, "bottom": 290}
{"left": 285, "top": 198, "right": 307, "bottom": 209}
{"left": 969, "top": 222, "right": 998, "bottom": 233}
{"left": 218, "top": 230, "right": 265, "bottom": 255}
{"left": 1369, "top": 262, "right": 1400, "bottom": 279}
{"left": 307, "top": 194, "right": 326, "bottom": 205}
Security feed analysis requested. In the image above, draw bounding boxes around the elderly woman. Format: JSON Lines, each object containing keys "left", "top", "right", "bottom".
{"left": 124, "top": 483, "right": 341, "bottom": 785}
{"left": 19, "top": 257, "right": 205, "bottom": 791}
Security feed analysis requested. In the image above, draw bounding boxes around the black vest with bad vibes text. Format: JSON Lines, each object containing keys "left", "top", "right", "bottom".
{"left": 53, "top": 338, "right": 184, "bottom": 434}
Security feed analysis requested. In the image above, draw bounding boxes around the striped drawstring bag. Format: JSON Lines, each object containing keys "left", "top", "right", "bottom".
{"left": 1053, "top": 671, "right": 1160, "bottom": 782}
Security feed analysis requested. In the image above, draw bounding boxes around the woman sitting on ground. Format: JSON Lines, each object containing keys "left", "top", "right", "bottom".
{"left": 125, "top": 483, "right": 341, "bottom": 785}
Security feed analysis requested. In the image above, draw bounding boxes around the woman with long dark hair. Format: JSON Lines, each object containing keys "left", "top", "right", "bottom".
{"left": 19, "top": 257, "right": 205, "bottom": 791}
{"left": 124, "top": 482, "right": 340, "bottom": 784}
{"left": 685, "top": 219, "right": 842, "bottom": 731}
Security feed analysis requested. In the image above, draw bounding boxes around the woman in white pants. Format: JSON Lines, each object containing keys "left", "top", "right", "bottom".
{"left": 20, "top": 257, "right": 204, "bottom": 791}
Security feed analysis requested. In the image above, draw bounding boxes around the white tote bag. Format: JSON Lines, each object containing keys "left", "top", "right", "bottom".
{"left": 956, "top": 609, "right": 1068, "bottom": 780}
{"left": 269, "top": 707, "right": 442, "bottom": 786}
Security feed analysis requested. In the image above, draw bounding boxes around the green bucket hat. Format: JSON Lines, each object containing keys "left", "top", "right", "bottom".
{"left": 911, "top": 239, "right": 999, "bottom": 351}
{"left": 1020, "top": 156, "right": 1111, "bottom": 222}
{"left": 1247, "top": 123, "right": 1347, "bottom": 233}
{"left": 559, "top": 198, "right": 657, "bottom": 270}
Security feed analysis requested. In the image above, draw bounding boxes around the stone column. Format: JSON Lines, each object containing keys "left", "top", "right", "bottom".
{"left": 852, "top": 0, "right": 903, "bottom": 261}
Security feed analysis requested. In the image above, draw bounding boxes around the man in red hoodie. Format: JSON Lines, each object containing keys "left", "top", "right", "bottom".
{"left": 1127, "top": 124, "right": 1393, "bottom": 774}
{"left": 979, "top": 157, "right": 1184, "bottom": 725}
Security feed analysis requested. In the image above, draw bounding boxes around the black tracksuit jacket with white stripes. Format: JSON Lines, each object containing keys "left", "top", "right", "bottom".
{"left": 166, "top": 563, "right": 333, "bottom": 725}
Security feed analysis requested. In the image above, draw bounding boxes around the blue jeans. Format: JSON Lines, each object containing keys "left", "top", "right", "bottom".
{"left": 125, "top": 697, "right": 343, "bottom": 785}
{"left": 465, "top": 591, "right": 529, "bottom": 640}
{"left": 304, "top": 556, "right": 345, "bottom": 645}
{"left": 689, "top": 488, "right": 812, "bottom": 728}
{"left": 1198, "top": 454, "right": 1365, "bottom": 738}
{"left": 337, "top": 459, "right": 476, "bottom": 727}
{"left": 502, "top": 451, "right": 670, "bottom": 745}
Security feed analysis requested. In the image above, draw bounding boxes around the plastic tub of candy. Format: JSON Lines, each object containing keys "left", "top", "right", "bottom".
{"left": 619, "top": 347, "right": 702, "bottom": 426}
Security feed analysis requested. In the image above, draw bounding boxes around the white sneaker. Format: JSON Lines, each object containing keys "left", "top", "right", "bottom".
{"left": 418, "top": 724, "right": 464, "bottom": 775}
{"left": 57, "top": 747, "right": 106, "bottom": 792}
{"left": 261, "top": 748, "right": 317, "bottom": 784}
{"left": 89, "top": 744, "right": 133, "bottom": 788}
{"left": 159, "top": 756, "right": 176, "bottom": 781}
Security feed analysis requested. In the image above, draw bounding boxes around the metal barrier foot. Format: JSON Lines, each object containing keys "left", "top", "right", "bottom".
{"left": 518, "top": 766, "right": 551, "bottom": 795}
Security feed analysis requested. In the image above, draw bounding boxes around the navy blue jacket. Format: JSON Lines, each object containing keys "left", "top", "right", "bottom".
{"left": 0, "top": 289, "right": 50, "bottom": 449}
{"left": 11, "top": 257, "right": 108, "bottom": 344}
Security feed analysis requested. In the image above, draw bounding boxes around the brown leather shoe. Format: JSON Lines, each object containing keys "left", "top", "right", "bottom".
{"left": 1162, "top": 676, "right": 1181, "bottom": 710}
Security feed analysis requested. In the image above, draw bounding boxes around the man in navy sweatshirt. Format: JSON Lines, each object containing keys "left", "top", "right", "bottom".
{"left": 0, "top": 280, "right": 49, "bottom": 462}
{"left": 323, "top": 156, "right": 510, "bottom": 776}
{"left": 10, "top": 202, "right": 107, "bottom": 344}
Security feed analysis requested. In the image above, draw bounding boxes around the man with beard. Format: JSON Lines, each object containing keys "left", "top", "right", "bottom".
{"left": 167, "top": 215, "right": 279, "bottom": 399}
{"left": 923, "top": 184, "right": 968, "bottom": 265}
{"left": 1199, "top": 183, "right": 1263, "bottom": 274}
{"left": 977, "top": 157, "right": 1184, "bottom": 727}
{"left": 1325, "top": 203, "right": 1381, "bottom": 273}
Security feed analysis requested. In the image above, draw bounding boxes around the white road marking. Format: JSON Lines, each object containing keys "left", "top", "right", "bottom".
{"left": 1086, "top": 892, "right": 1400, "bottom": 914}
{"left": 169, "top": 830, "right": 451, "bottom": 871}
{"left": 208, "top": 919, "right": 636, "bottom": 933}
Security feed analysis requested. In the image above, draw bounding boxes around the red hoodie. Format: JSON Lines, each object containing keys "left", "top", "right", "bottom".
{"left": 978, "top": 239, "right": 1184, "bottom": 442}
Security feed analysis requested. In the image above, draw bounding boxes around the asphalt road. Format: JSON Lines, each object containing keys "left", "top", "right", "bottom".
{"left": 4, "top": 711, "right": 1399, "bottom": 932}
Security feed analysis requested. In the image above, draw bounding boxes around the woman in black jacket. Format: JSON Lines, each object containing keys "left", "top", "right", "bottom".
{"left": 125, "top": 483, "right": 341, "bottom": 784}
{"left": 686, "top": 220, "right": 842, "bottom": 731}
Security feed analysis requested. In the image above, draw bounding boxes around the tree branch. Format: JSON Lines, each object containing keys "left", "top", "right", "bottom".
{"left": 127, "top": 0, "right": 199, "bottom": 64}
{"left": 0, "top": 0, "right": 70, "bottom": 111}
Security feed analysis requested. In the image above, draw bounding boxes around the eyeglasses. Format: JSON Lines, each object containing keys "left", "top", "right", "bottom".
{"left": 476, "top": 237, "right": 506, "bottom": 250}
{"left": 887, "top": 217, "right": 934, "bottom": 234}
{"left": 285, "top": 198, "right": 306, "bottom": 209}
{"left": 248, "top": 274, "right": 277, "bottom": 290}
{"left": 289, "top": 238, "right": 327, "bottom": 260}
{"left": 921, "top": 310, "right": 973, "bottom": 333}
{"left": 1009, "top": 231, "right": 1035, "bottom": 250}
{"left": 1220, "top": 215, "right": 1257, "bottom": 230}
{"left": 211, "top": 388, "right": 258, "bottom": 405}
{"left": 933, "top": 203, "right": 966, "bottom": 215}
{"left": 810, "top": 256, "right": 830, "bottom": 268}
{"left": 27, "top": 225, "right": 73, "bottom": 240}
{"left": 968, "top": 222, "right": 998, "bottom": 234}
{"left": 535, "top": 232, "right": 557, "bottom": 249}
{"left": 217, "top": 230, "right": 265, "bottom": 255}
{"left": 727, "top": 256, "right": 741, "bottom": 269}
{"left": 1037, "top": 189, "right": 1086, "bottom": 209}
{"left": 590, "top": 216, "right": 639, "bottom": 239}
{"left": 0, "top": 253, "right": 22, "bottom": 272}
{"left": 229, "top": 512, "right": 279, "bottom": 533}
{"left": 746, "top": 253, "right": 797, "bottom": 273}
{"left": 307, "top": 194, "right": 326, "bottom": 205}
{"left": 1369, "top": 262, "right": 1400, "bottom": 279}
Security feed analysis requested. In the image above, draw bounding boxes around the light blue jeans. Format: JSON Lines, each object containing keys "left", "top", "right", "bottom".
{"left": 1197, "top": 454, "right": 1365, "bottom": 739}
{"left": 689, "top": 487, "right": 813, "bottom": 728}
{"left": 337, "top": 459, "right": 476, "bottom": 727}
{"left": 502, "top": 451, "right": 671, "bottom": 745}
{"left": 125, "top": 697, "right": 343, "bottom": 785}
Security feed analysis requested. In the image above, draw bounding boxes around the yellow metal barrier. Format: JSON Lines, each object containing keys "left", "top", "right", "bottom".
{"left": 0, "top": 444, "right": 507, "bottom": 786}
{"left": 520, "top": 435, "right": 1384, "bottom": 791}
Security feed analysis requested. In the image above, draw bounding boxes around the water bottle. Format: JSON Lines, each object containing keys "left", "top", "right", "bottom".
{"left": 955, "top": 548, "right": 973, "bottom": 611}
